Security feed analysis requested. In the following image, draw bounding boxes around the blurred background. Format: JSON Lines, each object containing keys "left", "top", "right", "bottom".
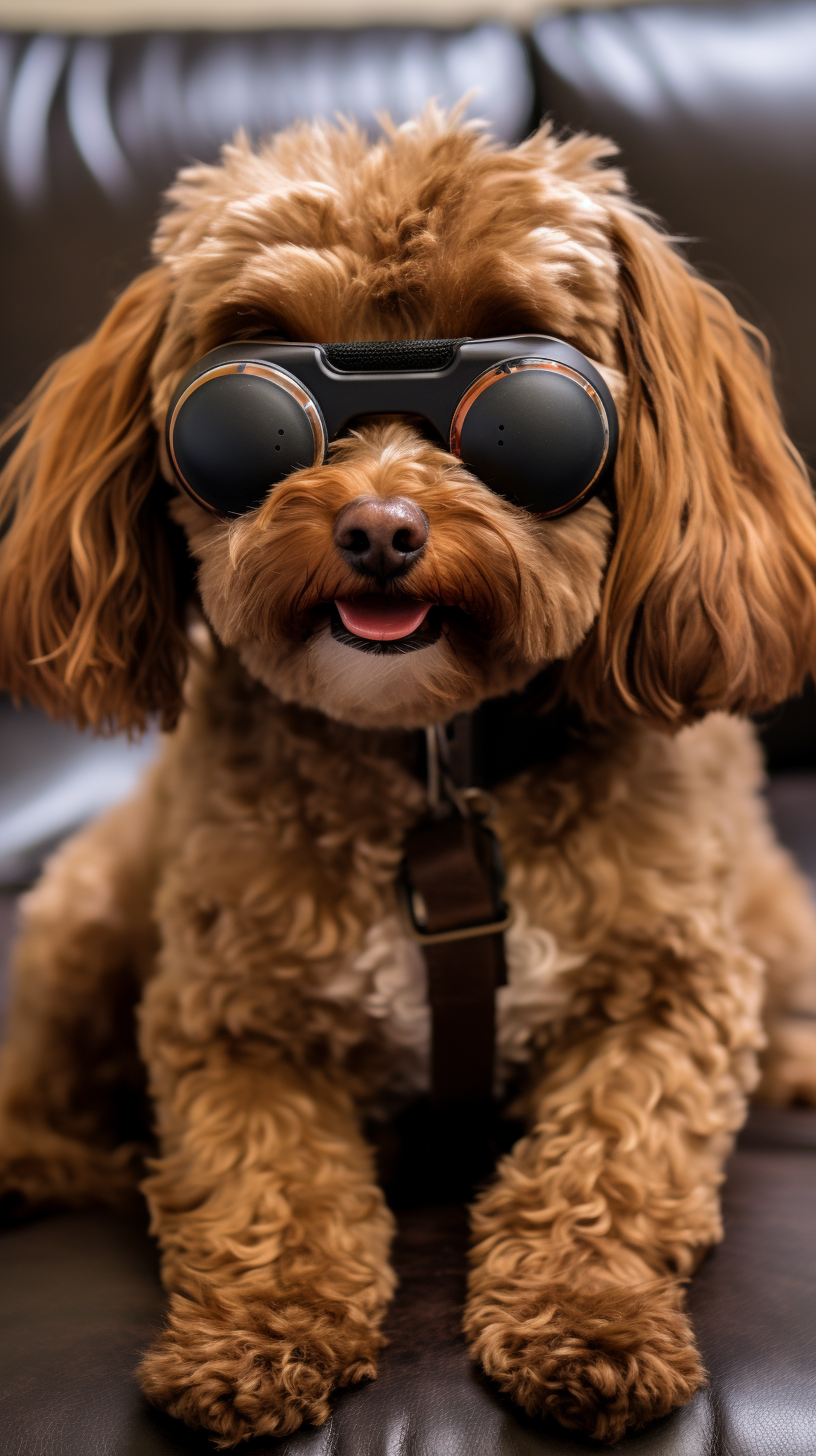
{"left": 1, "top": 0, "right": 815, "bottom": 911}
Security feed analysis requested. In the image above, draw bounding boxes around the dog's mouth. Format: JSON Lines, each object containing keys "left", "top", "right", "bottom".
{"left": 329, "top": 595, "right": 442, "bottom": 655}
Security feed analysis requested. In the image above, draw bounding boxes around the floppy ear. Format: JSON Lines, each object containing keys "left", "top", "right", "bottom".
{"left": 0, "top": 267, "right": 190, "bottom": 732}
{"left": 564, "top": 204, "right": 816, "bottom": 727}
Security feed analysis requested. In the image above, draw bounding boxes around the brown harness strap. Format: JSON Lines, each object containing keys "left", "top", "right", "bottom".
{"left": 401, "top": 723, "right": 510, "bottom": 1108}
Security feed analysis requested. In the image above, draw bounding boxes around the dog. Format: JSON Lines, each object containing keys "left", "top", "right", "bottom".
{"left": 1, "top": 107, "right": 816, "bottom": 1448}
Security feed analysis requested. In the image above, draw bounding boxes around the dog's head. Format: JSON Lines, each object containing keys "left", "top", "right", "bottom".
{"left": 2, "top": 109, "right": 816, "bottom": 734}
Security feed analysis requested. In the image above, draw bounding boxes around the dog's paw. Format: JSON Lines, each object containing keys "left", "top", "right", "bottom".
{"left": 465, "top": 1280, "right": 705, "bottom": 1444}
{"left": 139, "top": 1291, "right": 382, "bottom": 1447}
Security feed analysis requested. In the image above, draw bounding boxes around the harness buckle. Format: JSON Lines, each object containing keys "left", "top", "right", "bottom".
{"left": 401, "top": 888, "right": 514, "bottom": 946}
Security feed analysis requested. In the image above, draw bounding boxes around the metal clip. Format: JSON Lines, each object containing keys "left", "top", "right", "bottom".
{"left": 425, "top": 720, "right": 498, "bottom": 823}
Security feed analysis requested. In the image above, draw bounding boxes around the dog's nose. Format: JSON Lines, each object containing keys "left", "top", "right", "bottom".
{"left": 333, "top": 496, "right": 429, "bottom": 579}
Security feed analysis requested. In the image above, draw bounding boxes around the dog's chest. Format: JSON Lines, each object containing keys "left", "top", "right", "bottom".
{"left": 318, "top": 900, "right": 586, "bottom": 1100}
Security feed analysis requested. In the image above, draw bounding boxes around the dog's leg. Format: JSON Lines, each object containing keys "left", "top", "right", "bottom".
{"left": 137, "top": 971, "right": 395, "bottom": 1445}
{"left": 465, "top": 941, "right": 762, "bottom": 1444}
{"left": 0, "top": 791, "right": 159, "bottom": 1220}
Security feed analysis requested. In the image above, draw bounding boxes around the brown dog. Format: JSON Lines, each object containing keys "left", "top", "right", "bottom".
{"left": 1, "top": 109, "right": 816, "bottom": 1447}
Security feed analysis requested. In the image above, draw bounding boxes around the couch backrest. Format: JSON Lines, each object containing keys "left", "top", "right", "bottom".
{"left": 533, "top": 1, "right": 816, "bottom": 473}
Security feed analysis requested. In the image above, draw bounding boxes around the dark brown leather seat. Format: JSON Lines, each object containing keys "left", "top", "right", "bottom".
{"left": 0, "top": 1107, "right": 814, "bottom": 1456}
{"left": 533, "top": 1, "right": 816, "bottom": 476}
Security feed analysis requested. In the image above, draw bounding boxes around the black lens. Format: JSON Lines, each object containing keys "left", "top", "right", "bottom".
{"left": 458, "top": 368, "right": 607, "bottom": 515}
{"left": 171, "top": 370, "right": 319, "bottom": 515}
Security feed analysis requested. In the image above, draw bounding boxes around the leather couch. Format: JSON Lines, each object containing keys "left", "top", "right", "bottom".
{"left": 1, "top": 6, "right": 816, "bottom": 1453}
{"left": 0, "top": 1103, "right": 815, "bottom": 1456}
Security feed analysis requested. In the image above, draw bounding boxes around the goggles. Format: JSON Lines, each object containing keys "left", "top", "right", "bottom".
{"left": 165, "top": 335, "right": 618, "bottom": 520}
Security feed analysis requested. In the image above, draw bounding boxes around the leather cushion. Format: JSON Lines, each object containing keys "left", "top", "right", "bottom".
{"left": 531, "top": 1, "right": 816, "bottom": 476}
{"left": 0, "top": 1110, "right": 814, "bottom": 1455}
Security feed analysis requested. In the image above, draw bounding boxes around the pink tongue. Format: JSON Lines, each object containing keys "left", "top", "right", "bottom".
{"left": 335, "top": 595, "right": 431, "bottom": 642}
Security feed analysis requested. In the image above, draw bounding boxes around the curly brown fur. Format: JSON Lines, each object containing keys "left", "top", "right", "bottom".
{"left": 1, "top": 107, "right": 816, "bottom": 1447}
{"left": 466, "top": 1279, "right": 702, "bottom": 1444}
{"left": 140, "top": 1289, "right": 381, "bottom": 1447}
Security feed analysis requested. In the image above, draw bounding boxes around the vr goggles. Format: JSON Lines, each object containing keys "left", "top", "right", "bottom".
{"left": 165, "top": 335, "right": 618, "bottom": 520}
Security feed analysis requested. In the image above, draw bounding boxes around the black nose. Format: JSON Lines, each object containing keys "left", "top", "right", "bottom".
{"left": 333, "top": 495, "right": 429, "bottom": 579}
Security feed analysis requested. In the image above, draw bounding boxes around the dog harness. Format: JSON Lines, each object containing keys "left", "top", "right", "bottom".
{"left": 401, "top": 719, "right": 511, "bottom": 1111}
{"left": 402, "top": 677, "right": 585, "bottom": 1115}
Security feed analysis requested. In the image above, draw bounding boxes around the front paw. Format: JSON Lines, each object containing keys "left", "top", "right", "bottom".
{"left": 465, "top": 1281, "right": 705, "bottom": 1444}
{"left": 140, "top": 1291, "right": 382, "bottom": 1447}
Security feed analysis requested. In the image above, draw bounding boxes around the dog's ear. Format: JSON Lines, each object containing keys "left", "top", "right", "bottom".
{"left": 565, "top": 204, "right": 816, "bottom": 727}
{"left": 0, "top": 267, "right": 190, "bottom": 732}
